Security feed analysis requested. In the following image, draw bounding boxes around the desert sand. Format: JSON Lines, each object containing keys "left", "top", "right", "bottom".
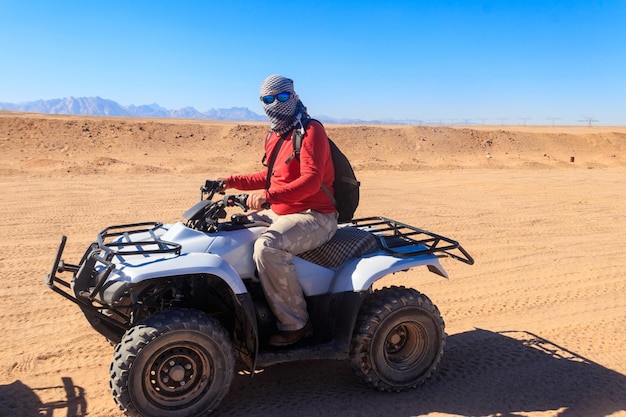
{"left": 0, "top": 111, "right": 624, "bottom": 417}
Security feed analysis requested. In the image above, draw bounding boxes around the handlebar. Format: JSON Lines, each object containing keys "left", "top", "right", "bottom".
{"left": 222, "top": 194, "right": 249, "bottom": 211}
{"left": 183, "top": 181, "right": 237, "bottom": 230}
{"left": 202, "top": 179, "right": 270, "bottom": 210}
{"left": 200, "top": 180, "right": 225, "bottom": 200}
{"left": 186, "top": 180, "right": 271, "bottom": 232}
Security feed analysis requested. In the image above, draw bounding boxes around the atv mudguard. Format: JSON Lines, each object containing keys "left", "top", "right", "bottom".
{"left": 331, "top": 250, "right": 447, "bottom": 293}
{"left": 99, "top": 252, "right": 261, "bottom": 368}
{"left": 98, "top": 252, "right": 248, "bottom": 303}
{"left": 45, "top": 236, "right": 261, "bottom": 367}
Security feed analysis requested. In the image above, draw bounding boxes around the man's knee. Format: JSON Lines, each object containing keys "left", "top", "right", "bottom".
{"left": 254, "top": 234, "right": 293, "bottom": 267}
{"left": 253, "top": 237, "right": 269, "bottom": 264}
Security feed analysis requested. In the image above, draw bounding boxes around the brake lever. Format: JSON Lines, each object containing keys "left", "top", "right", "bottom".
{"left": 223, "top": 194, "right": 249, "bottom": 212}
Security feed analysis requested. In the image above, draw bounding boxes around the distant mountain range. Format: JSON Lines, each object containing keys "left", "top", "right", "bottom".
{"left": 0, "top": 96, "right": 268, "bottom": 122}
{"left": 0, "top": 96, "right": 418, "bottom": 125}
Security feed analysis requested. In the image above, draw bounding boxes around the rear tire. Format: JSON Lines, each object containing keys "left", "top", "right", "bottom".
{"left": 349, "top": 286, "right": 445, "bottom": 391}
{"left": 110, "top": 308, "right": 234, "bottom": 417}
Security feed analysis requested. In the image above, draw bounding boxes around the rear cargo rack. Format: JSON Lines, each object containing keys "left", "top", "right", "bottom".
{"left": 97, "top": 222, "right": 181, "bottom": 257}
{"left": 349, "top": 216, "right": 474, "bottom": 265}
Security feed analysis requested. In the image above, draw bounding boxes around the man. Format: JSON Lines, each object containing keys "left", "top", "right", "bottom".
{"left": 221, "top": 74, "right": 337, "bottom": 346}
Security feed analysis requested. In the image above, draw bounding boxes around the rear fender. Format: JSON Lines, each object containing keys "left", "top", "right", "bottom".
{"left": 331, "top": 250, "right": 448, "bottom": 293}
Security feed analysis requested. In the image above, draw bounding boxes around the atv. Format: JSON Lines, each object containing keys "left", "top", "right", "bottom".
{"left": 45, "top": 180, "right": 473, "bottom": 417}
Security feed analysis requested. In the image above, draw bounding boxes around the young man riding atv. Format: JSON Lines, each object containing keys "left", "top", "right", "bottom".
{"left": 220, "top": 74, "right": 338, "bottom": 346}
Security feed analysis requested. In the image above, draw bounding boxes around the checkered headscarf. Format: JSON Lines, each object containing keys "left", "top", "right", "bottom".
{"left": 260, "top": 74, "right": 309, "bottom": 134}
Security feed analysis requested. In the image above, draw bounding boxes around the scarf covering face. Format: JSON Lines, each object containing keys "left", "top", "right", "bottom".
{"left": 260, "top": 74, "right": 309, "bottom": 134}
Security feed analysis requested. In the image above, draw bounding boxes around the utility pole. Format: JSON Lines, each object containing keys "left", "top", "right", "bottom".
{"left": 519, "top": 117, "right": 531, "bottom": 126}
{"left": 578, "top": 117, "right": 598, "bottom": 127}
{"left": 497, "top": 118, "right": 508, "bottom": 126}
{"left": 547, "top": 117, "right": 561, "bottom": 126}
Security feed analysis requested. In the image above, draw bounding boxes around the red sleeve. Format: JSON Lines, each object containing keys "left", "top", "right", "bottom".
{"left": 226, "top": 169, "right": 267, "bottom": 191}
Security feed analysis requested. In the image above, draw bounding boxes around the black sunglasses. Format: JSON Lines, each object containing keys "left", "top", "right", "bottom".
{"left": 260, "top": 92, "right": 292, "bottom": 105}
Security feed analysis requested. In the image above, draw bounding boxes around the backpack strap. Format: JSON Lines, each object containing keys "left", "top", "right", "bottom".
{"left": 292, "top": 119, "right": 337, "bottom": 207}
{"left": 320, "top": 178, "right": 337, "bottom": 207}
{"left": 264, "top": 131, "right": 290, "bottom": 190}
{"left": 260, "top": 130, "right": 274, "bottom": 166}
{"left": 290, "top": 117, "right": 311, "bottom": 161}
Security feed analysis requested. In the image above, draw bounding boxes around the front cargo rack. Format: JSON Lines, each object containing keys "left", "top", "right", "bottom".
{"left": 77, "top": 222, "right": 182, "bottom": 305}
{"left": 349, "top": 216, "right": 474, "bottom": 265}
{"left": 97, "top": 222, "right": 181, "bottom": 257}
{"left": 43, "top": 223, "right": 178, "bottom": 334}
{"left": 45, "top": 222, "right": 181, "bottom": 304}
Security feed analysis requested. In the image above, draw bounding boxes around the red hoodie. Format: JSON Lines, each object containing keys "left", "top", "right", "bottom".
{"left": 226, "top": 120, "right": 336, "bottom": 215}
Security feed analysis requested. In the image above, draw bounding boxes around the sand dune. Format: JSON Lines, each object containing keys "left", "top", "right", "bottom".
{"left": 1, "top": 112, "right": 624, "bottom": 417}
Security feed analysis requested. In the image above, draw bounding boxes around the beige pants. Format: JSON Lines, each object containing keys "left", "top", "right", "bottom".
{"left": 251, "top": 209, "right": 337, "bottom": 331}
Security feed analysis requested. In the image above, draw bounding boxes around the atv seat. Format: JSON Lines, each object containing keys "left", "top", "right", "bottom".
{"left": 298, "top": 226, "right": 379, "bottom": 268}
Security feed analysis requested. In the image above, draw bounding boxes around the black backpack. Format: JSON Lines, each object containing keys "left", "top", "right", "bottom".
{"left": 292, "top": 119, "right": 360, "bottom": 223}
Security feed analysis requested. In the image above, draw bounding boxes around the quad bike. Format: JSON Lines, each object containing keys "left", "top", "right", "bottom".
{"left": 45, "top": 180, "right": 473, "bottom": 417}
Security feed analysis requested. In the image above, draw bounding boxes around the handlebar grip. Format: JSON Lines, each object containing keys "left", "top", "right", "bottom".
{"left": 203, "top": 179, "right": 225, "bottom": 191}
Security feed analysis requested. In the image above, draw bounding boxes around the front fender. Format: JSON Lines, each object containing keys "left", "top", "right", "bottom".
{"left": 331, "top": 250, "right": 448, "bottom": 293}
{"left": 118, "top": 252, "right": 247, "bottom": 293}
{"left": 97, "top": 252, "right": 247, "bottom": 306}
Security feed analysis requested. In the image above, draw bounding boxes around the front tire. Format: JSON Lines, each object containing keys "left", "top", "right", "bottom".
{"left": 110, "top": 308, "right": 234, "bottom": 417}
{"left": 349, "top": 286, "right": 445, "bottom": 391}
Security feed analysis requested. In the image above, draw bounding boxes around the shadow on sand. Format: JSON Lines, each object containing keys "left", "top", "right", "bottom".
{"left": 214, "top": 328, "right": 626, "bottom": 417}
{"left": 2, "top": 329, "right": 623, "bottom": 417}
{"left": 0, "top": 377, "right": 86, "bottom": 417}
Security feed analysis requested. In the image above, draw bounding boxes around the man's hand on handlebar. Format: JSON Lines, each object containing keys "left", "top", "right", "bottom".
{"left": 202, "top": 179, "right": 226, "bottom": 194}
{"left": 215, "top": 178, "right": 228, "bottom": 192}
{"left": 246, "top": 192, "right": 267, "bottom": 211}
{"left": 209, "top": 179, "right": 270, "bottom": 210}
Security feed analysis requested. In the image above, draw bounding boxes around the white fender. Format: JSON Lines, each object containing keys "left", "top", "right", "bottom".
{"left": 331, "top": 250, "right": 448, "bottom": 293}
{"left": 109, "top": 252, "right": 248, "bottom": 295}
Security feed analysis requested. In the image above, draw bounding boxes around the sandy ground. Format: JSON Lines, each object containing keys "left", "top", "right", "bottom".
{"left": 0, "top": 112, "right": 625, "bottom": 417}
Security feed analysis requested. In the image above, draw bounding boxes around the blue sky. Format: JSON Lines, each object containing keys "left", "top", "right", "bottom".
{"left": 1, "top": 0, "right": 624, "bottom": 125}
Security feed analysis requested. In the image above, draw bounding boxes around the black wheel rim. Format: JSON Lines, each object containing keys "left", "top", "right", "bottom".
{"left": 143, "top": 342, "right": 213, "bottom": 409}
{"left": 383, "top": 321, "right": 428, "bottom": 372}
